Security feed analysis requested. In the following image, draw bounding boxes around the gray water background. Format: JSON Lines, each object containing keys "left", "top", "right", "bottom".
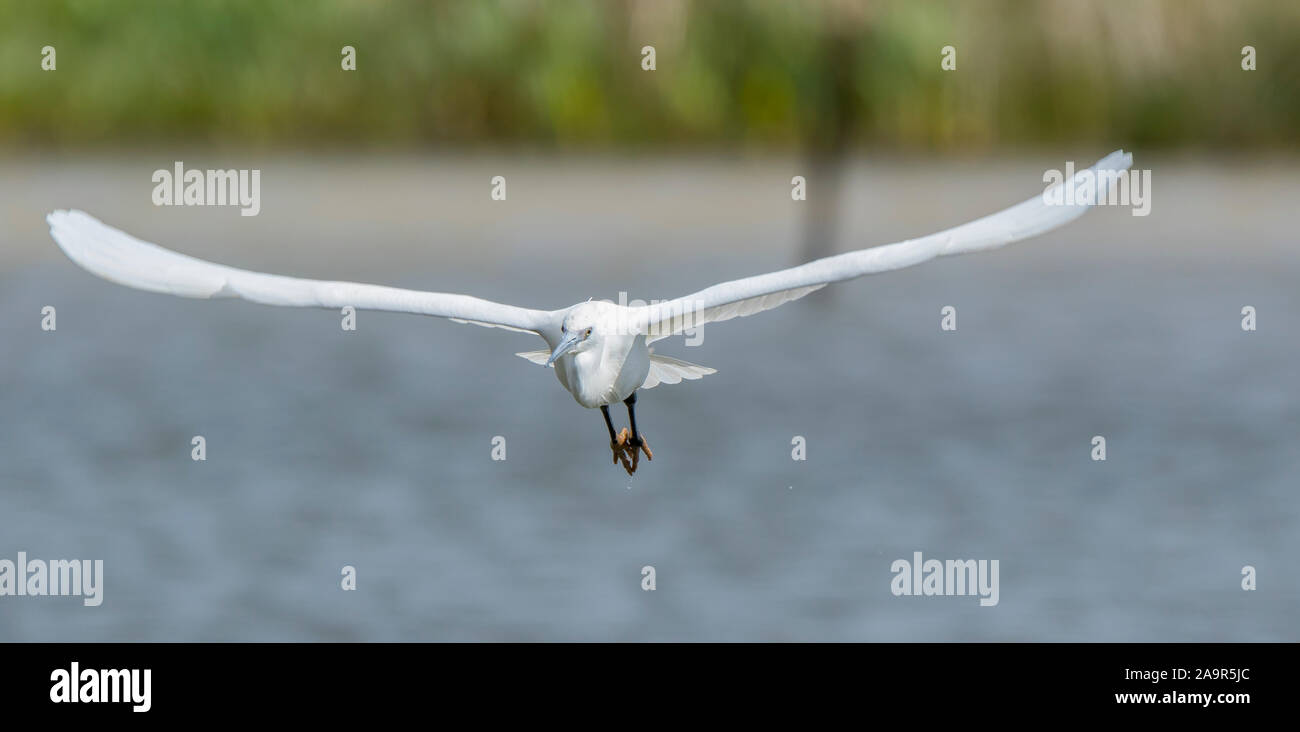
{"left": 1, "top": 154, "right": 1296, "bottom": 640}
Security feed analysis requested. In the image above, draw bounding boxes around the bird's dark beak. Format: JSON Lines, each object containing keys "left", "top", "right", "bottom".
{"left": 545, "top": 332, "right": 582, "bottom": 367}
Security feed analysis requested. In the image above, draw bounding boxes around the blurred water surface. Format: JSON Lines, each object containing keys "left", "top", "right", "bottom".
{"left": 1, "top": 155, "right": 1296, "bottom": 640}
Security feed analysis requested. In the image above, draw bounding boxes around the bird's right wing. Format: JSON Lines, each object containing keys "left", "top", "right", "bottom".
{"left": 636, "top": 150, "right": 1133, "bottom": 342}
{"left": 47, "top": 210, "right": 551, "bottom": 334}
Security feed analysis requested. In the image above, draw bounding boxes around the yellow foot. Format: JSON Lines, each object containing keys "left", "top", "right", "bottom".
{"left": 624, "top": 433, "right": 652, "bottom": 475}
{"left": 611, "top": 428, "right": 634, "bottom": 474}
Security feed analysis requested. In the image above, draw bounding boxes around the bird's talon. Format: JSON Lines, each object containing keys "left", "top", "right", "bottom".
{"left": 610, "top": 428, "right": 637, "bottom": 473}
{"left": 621, "top": 434, "right": 651, "bottom": 472}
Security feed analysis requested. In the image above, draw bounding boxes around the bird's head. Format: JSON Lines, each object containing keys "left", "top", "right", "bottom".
{"left": 546, "top": 301, "right": 612, "bottom": 366}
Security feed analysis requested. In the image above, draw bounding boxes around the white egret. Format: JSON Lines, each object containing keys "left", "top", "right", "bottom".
{"left": 48, "top": 150, "right": 1132, "bottom": 474}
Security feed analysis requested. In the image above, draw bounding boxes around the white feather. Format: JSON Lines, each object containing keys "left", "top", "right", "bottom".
{"left": 48, "top": 150, "right": 1133, "bottom": 416}
{"left": 515, "top": 348, "right": 551, "bottom": 365}
{"left": 640, "top": 353, "right": 716, "bottom": 389}
{"left": 640, "top": 150, "right": 1133, "bottom": 342}
{"left": 46, "top": 209, "right": 549, "bottom": 334}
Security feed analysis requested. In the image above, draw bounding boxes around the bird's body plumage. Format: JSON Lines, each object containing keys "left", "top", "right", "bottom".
{"left": 46, "top": 150, "right": 1133, "bottom": 471}
{"left": 543, "top": 301, "right": 652, "bottom": 407}
{"left": 553, "top": 332, "right": 650, "bottom": 408}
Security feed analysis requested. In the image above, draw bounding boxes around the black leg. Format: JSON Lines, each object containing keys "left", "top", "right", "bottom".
{"left": 622, "top": 392, "right": 652, "bottom": 468}
{"left": 623, "top": 392, "right": 641, "bottom": 445}
{"left": 600, "top": 405, "right": 618, "bottom": 442}
{"left": 604, "top": 404, "right": 633, "bottom": 472}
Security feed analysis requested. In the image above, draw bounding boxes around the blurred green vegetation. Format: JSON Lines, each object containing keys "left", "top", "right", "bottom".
{"left": 0, "top": 0, "right": 1296, "bottom": 151}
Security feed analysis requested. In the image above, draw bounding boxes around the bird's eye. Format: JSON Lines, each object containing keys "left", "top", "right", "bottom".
{"left": 561, "top": 325, "right": 566, "bottom": 333}
{"left": 585, "top": 328, "right": 592, "bottom": 337}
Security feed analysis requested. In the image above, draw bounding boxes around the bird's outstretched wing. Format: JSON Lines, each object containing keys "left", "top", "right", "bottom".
{"left": 46, "top": 210, "right": 550, "bottom": 334}
{"left": 636, "top": 150, "right": 1133, "bottom": 342}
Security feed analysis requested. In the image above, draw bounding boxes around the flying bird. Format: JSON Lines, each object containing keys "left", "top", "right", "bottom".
{"left": 48, "top": 151, "right": 1132, "bottom": 475}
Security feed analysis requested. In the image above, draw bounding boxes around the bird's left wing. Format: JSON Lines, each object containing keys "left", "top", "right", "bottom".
{"left": 636, "top": 150, "right": 1132, "bottom": 342}
{"left": 47, "top": 210, "right": 550, "bottom": 334}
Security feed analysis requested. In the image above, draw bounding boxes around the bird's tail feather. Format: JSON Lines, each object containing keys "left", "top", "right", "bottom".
{"left": 516, "top": 348, "right": 716, "bottom": 390}
{"left": 515, "top": 348, "right": 551, "bottom": 365}
{"left": 641, "top": 353, "right": 715, "bottom": 390}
